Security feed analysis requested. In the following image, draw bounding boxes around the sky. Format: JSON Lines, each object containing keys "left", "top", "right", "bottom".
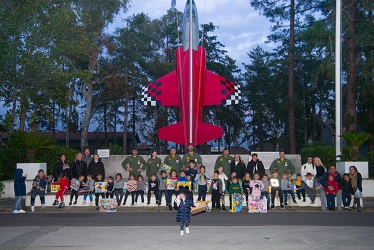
{"left": 107, "top": 0, "right": 275, "bottom": 70}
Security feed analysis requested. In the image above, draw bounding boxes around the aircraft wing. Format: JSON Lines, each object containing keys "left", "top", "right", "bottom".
{"left": 141, "top": 71, "right": 179, "bottom": 107}
{"left": 203, "top": 70, "right": 242, "bottom": 106}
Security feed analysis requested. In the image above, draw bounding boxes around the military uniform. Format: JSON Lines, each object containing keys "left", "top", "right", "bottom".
{"left": 164, "top": 154, "right": 182, "bottom": 173}
{"left": 182, "top": 152, "right": 202, "bottom": 168}
{"left": 269, "top": 158, "right": 295, "bottom": 175}
{"left": 122, "top": 155, "right": 148, "bottom": 177}
{"left": 214, "top": 155, "right": 234, "bottom": 177}
{"left": 146, "top": 157, "right": 162, "bottom": 180}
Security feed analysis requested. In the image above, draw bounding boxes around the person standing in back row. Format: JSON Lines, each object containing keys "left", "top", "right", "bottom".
{"left": 147, "top": 150, "right": 162, "bottom": 181}
{"left": 214, "top": 148, "right": 234, "bottom": 178}
{"left": 71, "top": 152, "right": 87, "bottom": 180}
{"left": 247, "top": 153, "right": 265, "bottom": 179}
{"left": 164, "top": 147, "right": 183, "bottom": 173}
{"left": 231, "top": 155, "right": 246, "bottom": 181}
{"left": 122, "top": 148, "right": 148, "bottom": 177}
{"left": 269, "top": 150, "right": 295, "bottom": 175}
{"left": 182, "top": 144, "right": 202, "bottom": 170}
{"left": 86, "top": 154, "right": 105, "bottom": 181}
{"left": 82, "top": 148, "right": 93, "bottom": 166}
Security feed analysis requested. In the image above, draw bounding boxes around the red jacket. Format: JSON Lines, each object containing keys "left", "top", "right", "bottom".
{"left": 54, "top": 177, "right": 70, "bottom": 190}
{"left": 324, "top": 180, "right": 339, "bottom": 195}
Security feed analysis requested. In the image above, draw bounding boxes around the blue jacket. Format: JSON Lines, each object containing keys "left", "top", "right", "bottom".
{"left": 14, "top": 169, "right": 26, "bottom": 196}
{"left": 320, "top": 171, "right": 341, "bottom": 189}
{"left": 175, "top": 198, "right": 191, "bottom": 223}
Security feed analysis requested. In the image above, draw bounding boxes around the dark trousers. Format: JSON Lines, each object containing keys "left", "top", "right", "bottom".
{"left": 135, "top": 190, "right": 144, "bottom": 203}
{"left": 124, "top": 191, "right": 135, "bottom": 205}
{"left": 180, "top": 221, "right": 190, "bottom": 231}
{"left": 296, "top": 189, "right": 306, "bottom": 200}
{"left": 244, "top": 190, "right": 250, "bottom": 202}
{"left": 326, "top": 194, "right": 336, "bottom": 210}
{"left": 167, "top": 190, "right": 178, "bottom": 205}
{"left": 271, "top": 188, "right": 283, "bottom": 205}
{"left": 105, "top": 192, "right": 114, "bottom": 199}
{"left": 305, "top": 186, "right": 316, "bottom": 202}
{"left": 95, "top": 193, "right": 105, "bottom": 206}
{"left": 211, "top": 190, "right": 221, "bottom": 209}
{"left": 31, "top": 189, "right": 45, "bottom": 206}
{"left": 354, "top": 197, "right": 360, "bottom": 208}
{"left": 260, "top": 191, "right": 270, "bottom": 210}
{"left": 113, "top": 189, "right": 124, "bottom": 205}
{"left": 147, "top": 189, "right": 159, "bottom": 203}
{"left": 159, "top": 190, "right": 169, "bottom": 205}
{"left": 283, "top": 190, "right": 296, "bottom": 203}
{"left": 342, "top": 191, "right": 352, "bottom": 207}
{"left": 69, "top": 190, "right": 79, "bottom": 202}
{"left": 197, "top": 185, "right": 207, "bottom": 201}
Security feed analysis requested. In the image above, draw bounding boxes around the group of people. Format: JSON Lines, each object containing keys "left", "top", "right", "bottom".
{"left": 12, "top": 146, "right": 364, "bottom": 215}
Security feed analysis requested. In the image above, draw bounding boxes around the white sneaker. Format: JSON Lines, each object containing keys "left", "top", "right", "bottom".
{"left": 185, "top": 227, "right": 189, "bottom": 234}
{"left": 18, "top": 209, "right": 26, "bottom": 213}
{"left": 89, "top": 202, "right": 93, "bottom": 206}
{"left": 180, "top": 230, "right": 184, "bottom": 236}
{"left": 13, "top": 210, "right": 19, "bottom": 214}
{"left": 31, "top": 206, "right": 35, "bottom": 212}
{"left": 134, "top": 202, "right": 137, "bottom": 205}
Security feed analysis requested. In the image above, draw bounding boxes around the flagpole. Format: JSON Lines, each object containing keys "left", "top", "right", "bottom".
{"left": 335, "top": 0, "right": 342, "bottom": 157}
{"left": 189, "top": 0, "right": 193, "bottom": 145}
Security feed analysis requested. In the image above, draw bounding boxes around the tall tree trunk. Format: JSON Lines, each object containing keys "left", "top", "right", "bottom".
{"left": 288, "top": 0, "right": 296, "bottom": 153}
{"left": 81, "top": 83, "right": 93, "bottom": 150}
{"left": 18, "top": 81, "right": 27, "bottom": 131}
{"left": 9, "top": 98, "right": 17, "bottom": 132}
{"left": 81, "top": 53, "right": 98, "bottom": 151}
{"left": 52, "top": 101, "right": 56, "bottom": 139}
{"left": 65, "top": 104, "right": 70, "bottom": 148}
{"left": 104, "top": 104, "right": 108, "bottom": 146}
{"left": 114, "top": 107, "right": 117, "bottom": 145}
{"left": 345, "top": 0, "right": 357, "bottom": 132}
{"left": 258, "top": 114, "right": 264, "bottom": 151}
{"left": 123, "top": 66, "right": 129, "bottom": 154}
{"left": 312, "top": 101, "right": 317, "bottom": 143}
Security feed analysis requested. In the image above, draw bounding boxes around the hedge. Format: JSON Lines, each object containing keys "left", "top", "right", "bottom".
{"left": 35, "top": 147, "right": 79, "bottom": 175}
{"left": 300, "top": 146, "right": 352, "bottom": 167}
{"left": 0, "top": 147, "right": 79, "bottom": 181}
{"left": 368, "top": 151, "right": 374, "bottom": 178}
{"left": 0, "top": 148, "right": 28, "bottom": 181}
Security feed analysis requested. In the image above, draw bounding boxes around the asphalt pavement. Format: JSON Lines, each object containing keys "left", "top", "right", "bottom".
{"left": 0, "top": 211, "right": 373, "bottom": 249}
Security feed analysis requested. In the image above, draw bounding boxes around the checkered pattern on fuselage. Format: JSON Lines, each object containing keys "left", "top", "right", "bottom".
{"left": 141, "top": 81, "right": 162, "bottom": 106}
{"left": 220, "top": 81, "right": 242, "bottom": 105}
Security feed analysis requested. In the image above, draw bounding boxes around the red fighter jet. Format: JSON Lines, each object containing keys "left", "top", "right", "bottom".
{"left": 141, "top": 0, "right": 241, "bottom": 146}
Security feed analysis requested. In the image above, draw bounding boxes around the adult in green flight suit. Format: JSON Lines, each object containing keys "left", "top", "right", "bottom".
{"left": 269, "top": 150, "right": 295, "bottom": 175}
{"left": 182, "top": 144, "right": 202, "bottom": 170}
{"left": 122, "top": 148, "right": 148, "bottom": 177}
{"left": 164, "top": 147, "right": 182, "bottom": 173}
{"left": 146, "top": 150, "right": 162, "bottom": 180}
{"left": 214, "top": 148, "right": 234, "bottom": 177}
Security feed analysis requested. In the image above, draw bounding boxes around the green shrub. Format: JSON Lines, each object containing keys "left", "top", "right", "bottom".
{"left": 0, "top": 148, "right": 28, "bottom": 181}
{"left": 300, "top": 146, "right": 336, "bottom": 167}
{"left": 109, "top": 143, "right": 123, "bottom": 155}
{"left": 0, "top": 147, "right": 79, "bottom": 180}
{"left": 35, "top": 147, "right": 79, "bottom": 175}
{"left": 368, "top": 151, "right": 374, "bottom": 178}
